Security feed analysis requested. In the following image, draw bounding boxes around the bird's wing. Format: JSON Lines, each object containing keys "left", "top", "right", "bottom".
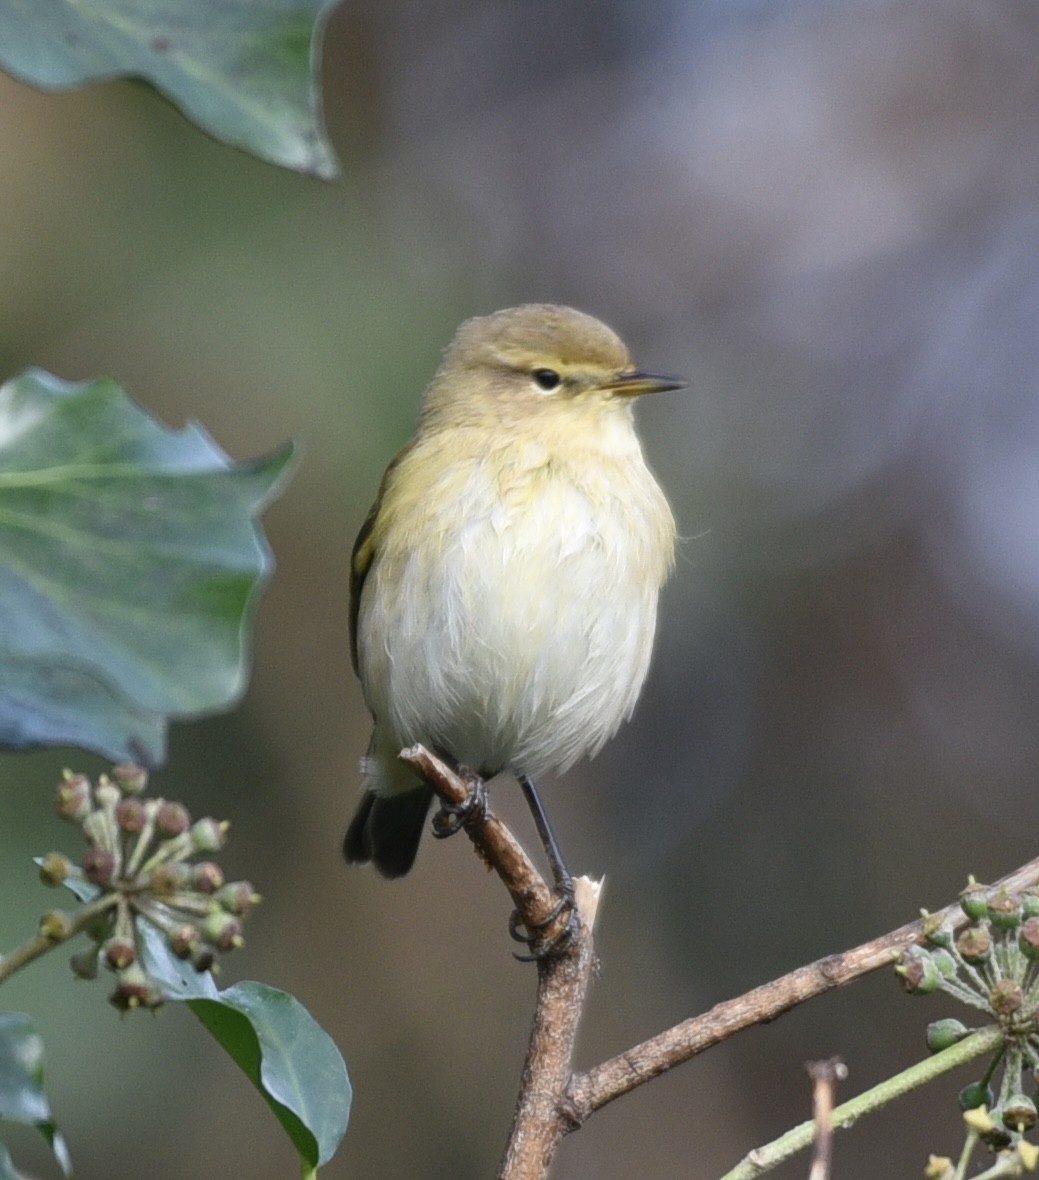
{"left": 349, "top": 449, "right": 408, "bottom": 677}
{"left": 348, "top": 498, "right": 379, "bottom": 677}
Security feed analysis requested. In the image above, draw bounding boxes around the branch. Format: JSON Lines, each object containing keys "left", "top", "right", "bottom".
{"left": 806, "top": 1057, "right": 846, "bottom": 1180}
{"left": 0, "top": 893, "right": 118, "bottom": 985}
{"left": 399, "top": 745, "right": 559, "bottom": 933}
{"left": 566, "top": 855, "right": 1039, "bottom": 1122}
{"left": 398, "top": 745, "right": 600, "bottom": 1180}
{"left": 718, "top": 1027, "right": 1003, "bottom": 1179}
{"left": 497, "top": 877, "right": 601, "bottom": 1180}
{"left": 399, "top": 744, "right": 1039, "bottom": 1179}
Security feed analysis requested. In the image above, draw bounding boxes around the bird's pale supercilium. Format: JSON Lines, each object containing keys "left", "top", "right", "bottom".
{"left": 344, "top": 304, "right": 683, "bottom": 878}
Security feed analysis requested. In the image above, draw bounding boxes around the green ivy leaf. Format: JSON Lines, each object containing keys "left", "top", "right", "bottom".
{"left": 135, "top": 925, "right": 349, "bottom": 1168}
{"left": 0, "top": 1013, "right": 71, "bottom": 1176}
{"left": 0, "top": 0, "right": 340, "bottom": 177}
{"left": 189, "top": 984, "right": 351, "bottom": 1170}
{"left": 0, "top": 369, "right": 295, "bottom": 764}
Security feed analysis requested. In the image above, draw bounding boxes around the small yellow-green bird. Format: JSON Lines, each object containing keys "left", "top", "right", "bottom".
{"left": 344, "top": 304, "right": 683, "bottom": 879}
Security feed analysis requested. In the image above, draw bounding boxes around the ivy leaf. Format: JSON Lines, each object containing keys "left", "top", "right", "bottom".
{"left": 188, "top": 984, "right": 351, "bottom": 1170}
{"left": 0, "top": 369, "right": 295, "bottom": 764}
{"left": 2, "top": 660, "right": 166, "bottom": 766}
{"left": 136, "top": 925, "right": 349, "bottom": 1167}
{"left": 0, "top": 0, "right": 340, "bottom": 177}
{"left": 0, "top": 1013, "right": 71, "bottom": 1176}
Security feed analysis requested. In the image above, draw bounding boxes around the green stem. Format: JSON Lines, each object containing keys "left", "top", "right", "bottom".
{"left": 0, "top": 894, "right": 119, "bottom": 985}
{"left": 718, "top": 1025, "right": 1004, "bottom": 1180}
{"left": 973, "top": 1152, "right": 1032, "bottom": 1179}
{"left": 953, "top": 1127, "right": 980, "bottom": 1180}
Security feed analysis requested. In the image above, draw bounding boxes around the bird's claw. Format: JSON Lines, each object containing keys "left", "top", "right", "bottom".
{"left": 510, "top": 879, "right": 578, "bottom": 961}
{"left": 431, "top": 774, "right": 488, "bottom": 839}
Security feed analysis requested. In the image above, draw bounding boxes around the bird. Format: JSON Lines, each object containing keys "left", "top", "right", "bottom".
{"left": 343, "top": 303, "right": 682, "bottom": 880}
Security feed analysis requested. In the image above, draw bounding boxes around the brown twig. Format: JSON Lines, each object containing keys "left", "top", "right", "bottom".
{"left": 399, "top": 743, "right": 1039, "bottom": 1178}
{"left": 565, "top": 854, "right": 1039, "bottom": 1123}
{"left": 720, "top": 1027, "right": 1003, "bottom": 1180}
{"left": 806, "top": 1057, "right": 846, "bottom": 1180}
{"left": 399, "top": 745, "right": 559, "bottom": 933}
{"left": 497, "top": 877, "right": 601, "bottom": 1180}
{"left": 398, "top": 745, "right": 600, "bottom": 1180}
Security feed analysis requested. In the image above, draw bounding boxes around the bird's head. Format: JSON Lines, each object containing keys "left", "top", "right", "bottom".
{"left": 421, "top": 304, "right": 684, "bottom": 433}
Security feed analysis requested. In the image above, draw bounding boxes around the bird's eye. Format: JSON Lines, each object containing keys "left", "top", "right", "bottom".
{"left": 532, "top": 368, "right": 562, "bottom": 391}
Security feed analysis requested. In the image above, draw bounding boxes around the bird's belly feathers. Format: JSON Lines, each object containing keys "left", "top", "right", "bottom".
{"left": 358, "top": 459, "right": 671, "bottom": 783}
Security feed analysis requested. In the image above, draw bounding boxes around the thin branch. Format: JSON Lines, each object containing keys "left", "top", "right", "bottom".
{"left": 497, "top": 878, "right": 601, "bottom": 1180}
{"left": 566, "top": 855, "right": 1039, "bottom": 1123}
{"left": 806, "top": 1057, "right": 846, "bottom": 1180}
{"left": 399, "top": 745, "right": 559, "bottom": 932}
{"left": 718, "top": 1026, "right": 1003, "bottom": 1180}
{"left": 398, "top": 745, "right": 600, "bottom": 1180}
{"left": 0, "top": 893, "right": 118, "bottom": 985}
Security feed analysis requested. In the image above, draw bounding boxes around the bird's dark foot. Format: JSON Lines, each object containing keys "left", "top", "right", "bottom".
{"left": 509, "top": 877, "right": 578, "bottom": 961}
{"left": 431, "top": 771, "right": 488, "bottom": 839}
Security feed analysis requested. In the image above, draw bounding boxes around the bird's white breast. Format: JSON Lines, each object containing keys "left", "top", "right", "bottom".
{"left": 358, "top": 424, "right": 674, "bottom": 789}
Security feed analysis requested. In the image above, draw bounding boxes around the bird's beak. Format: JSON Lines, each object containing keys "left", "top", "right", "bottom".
{"left": 601, "top": 370, "right": 687, "bottom": 398}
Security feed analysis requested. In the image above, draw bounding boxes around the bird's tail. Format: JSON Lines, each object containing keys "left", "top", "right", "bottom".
{"left": 344, "top": 726, "right": 440, "bottom": 876}
{"left": 343, "top": 785, "right": 435, "bottom": 877}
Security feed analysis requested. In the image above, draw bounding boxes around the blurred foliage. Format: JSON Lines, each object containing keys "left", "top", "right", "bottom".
{"left": 0, "top": 0, "right": 340, "bottom": 176}
{"left": 0, "top": 1013, "right": 69, "bottom": 1177}
{"left": 0, "top": 370, "right": 294, "bottom": 763}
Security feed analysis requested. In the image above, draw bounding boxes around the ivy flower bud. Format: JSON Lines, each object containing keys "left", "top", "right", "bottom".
{"left": 38, "top": 851, "right": 73, "bottom": 886}
{"left": 959, "top": 883, "right": 989, "bottom": 923}
{"left": 111, "top": 763, "right": 148, "bottom": 795}
{"left": 192, "top": 862, "right": 225, "bottom": 894}
{"left": 82, "top": 847, "right": 116, "bottom": 887}
{"left": 897, "top": 948, "right": 942, "bottom": 994}
{"left": 115, "top": 797, "right": 147, "bottom": 833}
{"left": 156, "top": 802, "right": 191, "bottom": 838}
{"left": 190, "top": 818, "right": 228, "bottom": 853}
{"left": 987, "top": 890, "right": 1022, "bottom": 930}
{"left": 926, "top": 1019, "right": 969, "bottom": 1054}
{"left": 988, "top": 979, "right": 1023, "bottom": 1017}
{"left": 202, "top": 910, "right": 243, "bottom": 951}
{"left": 955, "top": 925, "right": 992, "bottom": 965}
{"left": 1019, "top": 917, "right": 1039, "bottom": 960}
{"left": 103, "top": 937, "right": 137, "bottom": 971}
{"left": 1002, "top": 1094, "right": 1038, "bottom": 1132}
{"left": 55, "top": 773, "right": 92, "bottom": 823}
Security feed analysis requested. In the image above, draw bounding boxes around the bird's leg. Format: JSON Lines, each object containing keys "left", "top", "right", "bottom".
{"left": 510, "top": 774, "right": 578, "bottom": 959}
{"left": 517, "top": 773, "right": 574, "bottom": 897}
{"left": 430, "top": 755, "right": 488, "bottom": 839}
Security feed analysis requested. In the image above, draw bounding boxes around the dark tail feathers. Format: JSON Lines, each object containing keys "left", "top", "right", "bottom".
{"left": 343, "top": 786, "right": 434, "bottom": 878}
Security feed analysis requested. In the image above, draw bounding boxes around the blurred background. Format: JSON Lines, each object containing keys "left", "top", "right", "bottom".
{"left": 3, "top": 0, "right": 1039, "bottom": 1175}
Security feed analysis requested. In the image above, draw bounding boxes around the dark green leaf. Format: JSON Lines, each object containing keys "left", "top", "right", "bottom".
{"left": 0, "top": 0, "right": 340, "bottom": 177}
{"left": 188, "top": 983, "right": 350, "bottom": 1168}
{"left": 138, "top": 926, "right": 348, "bottom": 1165}
{"left": 0, "top": 369, "right": 295, "bottom": 764}
{"left": 0, "top": 1013, "right": 71, "bottom": 1176}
